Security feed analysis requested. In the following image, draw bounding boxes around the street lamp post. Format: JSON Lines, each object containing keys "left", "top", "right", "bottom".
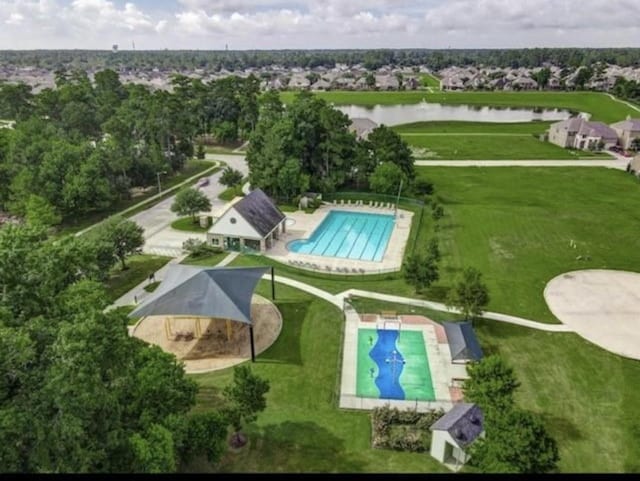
{"left": 157, "top": 171, "right": 167, "bottom": 193}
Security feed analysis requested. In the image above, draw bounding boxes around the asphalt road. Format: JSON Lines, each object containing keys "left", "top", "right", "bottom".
{"left": 132, "top": 154, "right": 248, "bottom": 256}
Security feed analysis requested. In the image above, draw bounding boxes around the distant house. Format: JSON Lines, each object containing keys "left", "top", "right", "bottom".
{"left": 206, "top": 188, "right": 286, "bottom": 252}
{"left": 610, "top": 117, "right": 640, "bottom": 150}
{"left": 348, "top": 118, "right": 378, "bottom": 140}
{"left": 310, "top": 78, "right": 332, "bottom": 91}
{"left": 440, "top": 75, "right": 465, "bottom": 91}
{"left": 442, "top": 322, "right": 484, "bottom": 364}
{"left": 511, "top": 76, "right": 538, "bottom": 90}
{"left": 288, "top": 74, "right": 311, "bottom": 89}
{"left": 548, "top": 117, "right": 618, "bottom": 150}
{"left": 375, "top": 75, "right": 400, "bottom": 90}
{"left": 430, "top": 403, "right": 484, "bottom": 471}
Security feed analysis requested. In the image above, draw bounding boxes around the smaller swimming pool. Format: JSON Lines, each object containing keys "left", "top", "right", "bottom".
{"left": 287, "top": 210, "right": 394, "bottom": 262}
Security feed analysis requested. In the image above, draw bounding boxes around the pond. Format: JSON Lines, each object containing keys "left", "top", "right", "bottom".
{"left": 336, "top": 102, "right": 574, "bottom": 126}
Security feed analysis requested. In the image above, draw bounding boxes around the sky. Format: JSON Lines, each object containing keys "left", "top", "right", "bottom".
{"left": 0, "top": 0, "right": 639, "bottom": 50}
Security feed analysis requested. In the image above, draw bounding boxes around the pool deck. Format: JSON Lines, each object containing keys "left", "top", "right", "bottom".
{"left": 266, "top": 202, "right": 413, "bottom": 274}
{"left": 339, "top": 308, "right": 467, "bottom": 412}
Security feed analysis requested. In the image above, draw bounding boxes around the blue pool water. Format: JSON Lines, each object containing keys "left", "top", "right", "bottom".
{"left": 370, "top": 329, "right": 406, "bottom": 400}
{"left": 287, "top": 210, "right": 395, "bottom": 262}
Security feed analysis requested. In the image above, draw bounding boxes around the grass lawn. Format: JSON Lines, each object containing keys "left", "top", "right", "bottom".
{"left": 230, "top": 168, "right": 640, "bottom": 325}
{"left": 405, "top": 134, "right": 610, "bottom": 160}
{"left": 342, "top": 297, "right": 640, "bottom": 473}
{"left": 104, "top": 254, "right": 172, "bottom": 302}
{"left": 181, "top": 251, "right": 230, "bottom": 266}
{"left": 393, "top": 121, "right": 611, "bottom": 160}
{"left": 184, "top": 281, "right": 448, "bottom": 473}
{"left": 171, "top": 216, "right": 210, "bottom": 232}
{"left": 420, "top": 73, "right": 440, "bottom": 89}
{"left": 218, "top": 185, "right": 244, "bottom": 201}
{"left": 394, "top": 120, "right": 553, "bottom": 135}
{"left": 420, "top": 167, "right": 640, "bottom": 323}
{"left": 280, "top": 91, "right": 638, "bottom": 123}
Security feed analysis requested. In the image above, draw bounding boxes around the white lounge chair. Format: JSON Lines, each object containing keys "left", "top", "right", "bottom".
{"left": 340, "top": 199, "right": 344, "bottom": 205}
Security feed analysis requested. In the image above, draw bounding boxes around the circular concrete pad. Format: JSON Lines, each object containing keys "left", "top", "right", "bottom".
{"left": 544, "top": 269, "right": 640, "bottom": 360}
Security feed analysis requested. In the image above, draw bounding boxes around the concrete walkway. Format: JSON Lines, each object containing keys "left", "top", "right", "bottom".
{"left": 217, "top": 251, "right": 239, "bottom": 266}
{"left": 415, "top": 159, "right": 627, "bottom": 169}
{"left": 336, "top": 289, "right": 574, "bottom": 333}
{"left": 606, "top": 93, "right": 640, "bottom": 113}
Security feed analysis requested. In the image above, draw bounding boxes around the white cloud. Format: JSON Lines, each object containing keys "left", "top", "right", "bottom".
{"left": 424, "top": 0, "right": 640, "bottom": 31}
{"left": 5, "top": 12, "right": 24, "bottom": 25}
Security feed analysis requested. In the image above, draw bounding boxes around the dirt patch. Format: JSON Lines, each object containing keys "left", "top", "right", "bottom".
{"left": 131, "top": 294, "right": 282, "bottom": 373}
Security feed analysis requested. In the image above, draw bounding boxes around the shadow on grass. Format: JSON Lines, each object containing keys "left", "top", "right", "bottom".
{"left": 256, "top": 300, "right": 307, "bottom": 366}
{"left": 541, "top": 413, "right": 583, "bottom": 442}
{"left": 249, "top": 421, "right": 366, "bottom": 472}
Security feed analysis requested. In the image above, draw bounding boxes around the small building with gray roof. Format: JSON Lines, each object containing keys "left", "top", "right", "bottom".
{"left": 430, "top": 402, "right": 484, "bottom": 470}
{"left": 207, "top": 188, "right": 286, "bottom": 252}
{"left": 348, "top": 117, "right": 378, "bottom": 140}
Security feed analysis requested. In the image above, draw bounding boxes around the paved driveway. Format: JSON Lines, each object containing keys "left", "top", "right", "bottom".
{"left": 134, "top": 154, "right": 247, "bottom": 256}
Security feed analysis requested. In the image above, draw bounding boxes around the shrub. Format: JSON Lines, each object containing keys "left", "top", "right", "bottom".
{"left": 182, "top": 238, "right": 219, "bottom": 258}
{"left": 371, "top": 405, "right": 444, "bottom": 452}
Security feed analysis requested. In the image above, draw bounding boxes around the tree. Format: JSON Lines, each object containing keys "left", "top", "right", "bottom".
{"left": 24, "top": 194, "right": 61, "bottom": 227}
{"left": 368, "top": 162, "right": 406, "bottom": 195}
{"left": 447, "top": 267, "right": 490, "bottom": 320}
{"left": 130, "top": 424, "right": 177, "bottom": 473}
{"left": 365, "top": 72, "right": 376, "bottom": 88}
{"left": 219, "top": 167, "right": 244, "bottom": 187}
{"left": 403, "top": 253, "right": 439, "bottom": 293}
{"left": 367, "top": 125, "right": 415, "bottom": 178}
{"left": 426, "top": 237, "right": 440, "bottom": 262}
{"left": 630, "top": 138, "right": 640, "bottom": 152}
{"left": 463, "top": 355, "right": 520, "bottom": 413}
{"left": 223, "top": 365, "right": 270, "bottom": 448}
{"left": 95, "top": 216, "right": 145, "bottom": 270}
{"left": 171, "top": 187, "right": 212, "bottom": 222}
{"left": 196, "top": 141, "right": 205, "bottom": 159}
{"left": 469, "top": 407, "right": 560, "bottom": 473}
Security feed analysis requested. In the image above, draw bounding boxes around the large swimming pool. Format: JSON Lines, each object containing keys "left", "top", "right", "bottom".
{"left": 287, "top": 210, "right": 395, "bottom": 262}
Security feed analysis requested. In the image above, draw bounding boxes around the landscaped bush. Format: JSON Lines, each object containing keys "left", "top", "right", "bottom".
{"left": 371, "top": 404, "right": 444, "bottom": 452}
{"left": 183, "top": 238, "right": 221, "bottom": 258}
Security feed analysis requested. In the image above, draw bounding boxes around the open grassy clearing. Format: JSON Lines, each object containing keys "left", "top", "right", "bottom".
{"left": 216, "top": 168, "right": 640, "bottom": 325}
{"left": 407, "top": 135, "right": 610, "bottom": 160}
{"left": 184, "top": 282, "right": 449, "bottom": 473}
{"left": 394, "top": 120, "right": 553, "bottom": 134}
{"left": 420, "top": 73, "right": 440, "bottom": 89}
{"left": 421, "top": 167, "right": 640, "bottom": 323}
{"left": 280, "top": 91, "right": 637, "bottom": 123}
{"left": 104, "top": 254, "right": 172, "bottom": 302}
{"left": 181, "top": 251, "right": 230, "bottom": 266}
{"left": 343, "top": 297, "right": 640, "bottom": 473}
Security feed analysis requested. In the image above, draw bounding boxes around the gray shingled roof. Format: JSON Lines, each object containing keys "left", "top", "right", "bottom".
{"left": 128, "top": 265, "right": 270, "bottom": 324}
{"left": 611, "top": 118, "right": 640, "bottom": 131}
{"left": 234, "top": 188, "right": 286, "bottom": 238}
{"left": 443, "top": 321, "right": 484, "bottom": 362}
{"left": 431, "top": 403, "right": 484, "bottom": 448}
{"left": 349, "top": 117, "right": 378, "bottom": 138}
{"left": 577, "top": 121, "right": 618, "bottom": 140}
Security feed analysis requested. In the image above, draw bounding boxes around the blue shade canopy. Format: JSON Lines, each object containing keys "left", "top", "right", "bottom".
{"left": 128, "top": 265, "right": 270, "bottom": 325}
{"left": 442, "top": 321, "right": 484, "bottom": 362}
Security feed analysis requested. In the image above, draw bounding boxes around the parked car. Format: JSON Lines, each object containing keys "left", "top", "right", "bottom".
{"left": 198, "top": 178, "right": 210, "bottom": 187}
{"left": 609, "top": 145, "right": 622, "bottom": 153}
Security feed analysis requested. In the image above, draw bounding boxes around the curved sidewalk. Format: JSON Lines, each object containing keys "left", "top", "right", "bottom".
{"left": 336, "top": 289, "right": 573, "bottom": 332}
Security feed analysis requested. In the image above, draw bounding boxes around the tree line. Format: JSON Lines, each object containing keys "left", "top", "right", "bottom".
{"left": 1, "top": 48, "right": 639, "bottom": 72}
{"left": 0, "top": 70, "right": 259, "bottom": 223}
{"left": 0, "top": 221, "right": 270, "bottom": 472}
{"left": 246, "top": 90, "right": 415, "bottom": 202}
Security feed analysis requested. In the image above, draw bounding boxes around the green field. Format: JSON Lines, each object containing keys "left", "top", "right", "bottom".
{"left": 406, "top": 135, "right": 610, "bottom": 160}
{"left": 104, "top": 254, "right": 172, "bottom": 302}
{"left": 171, "top": 216, "right": 210, "bottom": 232}
{"left": 186, "top": 282, "right": 448, "bottom": 473}
{"left": 393, "top": 121, "right": 611, "bottom": 160}
{"left": 280, "top": 91, "right": 638, "bottom": 123}
{"left": 420, "top": 73, "right": 440, "bottom": 89}
{"left": 225, "top": 168, "right": 640, "bottom": 324}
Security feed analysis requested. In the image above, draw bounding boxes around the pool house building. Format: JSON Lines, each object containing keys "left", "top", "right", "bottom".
{"left": 207, "top": 188, "right": 286, "bottom": 252}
